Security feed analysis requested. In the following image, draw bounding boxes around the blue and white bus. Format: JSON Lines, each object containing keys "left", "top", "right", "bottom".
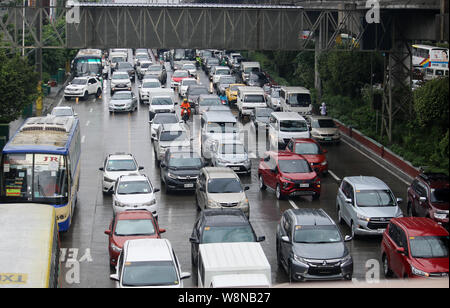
{"left": 0, "top": 116, "right": 81, "bottom": 232}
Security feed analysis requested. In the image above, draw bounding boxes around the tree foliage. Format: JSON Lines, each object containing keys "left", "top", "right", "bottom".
{"left": 0, "top": 51, "right": 39, "bottom": 123}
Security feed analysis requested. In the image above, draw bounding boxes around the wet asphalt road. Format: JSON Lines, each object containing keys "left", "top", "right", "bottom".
{"left": 56, "top": 50, "right": 410, "bottom": 288}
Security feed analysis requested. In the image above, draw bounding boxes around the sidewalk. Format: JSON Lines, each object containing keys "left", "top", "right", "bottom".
{"left": 8, "top": 79, "right": 68, "bottom": 137}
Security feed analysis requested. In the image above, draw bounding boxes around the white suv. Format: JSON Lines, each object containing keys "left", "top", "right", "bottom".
{"left": 99, "top": 153, "right": 143, "bottom": 193}
{"left": 110, "top": 71, "right": 132, "bottom": 95}
{"left": 112, "top": 174, "right": 160, "bottom": 218}
{"left": 64, "top": 76, "right": 102, "bottom": 101}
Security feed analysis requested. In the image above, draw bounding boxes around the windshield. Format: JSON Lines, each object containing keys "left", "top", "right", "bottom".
{"left": 111, "top": 57, "right": 125, "bottom": 63}
{"left": 202, "top": 226, "right": 255, "bottom": 244}
{"left": 182, "top": 80, "right": 197, "bottom": 86}
{"left": 140, "top": 62, "right": 151, "bottom": 68}
{"left": 52, "top": 108, "right": 73, "bottom": 116}
{"left": 112, "top": 73, "right": 129, "bottom": 80}
{"left": 118, "top": 63, "right": 133, "bottom": 70}
{"left": 208, "top": 59, "right": 219, "bottom": 65}
{"left": 153, "top": 115, "right": 178, "bottom": 124}
{"left": 200, "top": 98, "right": 221, "bottom": 107}
{"left": 278, "top": 159, "right": 312, "bottom": 173}
{"left": 280, "top": 120, "right": 308, "bottom": 132}
{"left": 142, "top": 81, "right": 160, "bottom": 88}
{"left": 106, "top": 159, "right": 136, "bottom": 172}
{"left": 355, "top": 190, "right": 396, "bottom": 207}
{"left": 312, "top": 119, "right": 336, "bottom": 128}
{"left": 294, "top": 225, "right": 342, "bottom": 243}
{"left": 1, "top": 153, "right": 68, "bottom": 205}
{"left": 431, "top": 188, "right": 449, "bottom": 203}
{"left": 207, "top": 122, "right": 238, "bottom": 134}
{"left": 288, "top": 93, "right": 311, "bottom": 107}
{"left": 271, "top": 90, "right": 280, "bottom": 98}
{"left": 294, "top": 143, "right": 320, "bottom": 155}
{"left": 255, "top": 109, "right": 273, "bottom": 117}
{"left": 219, "top": 77, "right": 236, "bottom": 84}
{"left": 409, "top": 236, "right": 449, "bottom": 259}
{"left": 244, "top": 67, "right": 260, "bottom": 73}
{"left": 117, "top": 180, "right": 152, "bottom": 195}
{"left": 160, "top": 131, "right": 187, "bottom": 142}
{"left": 183, "top": 64, "right": 195, "bottom": 70}
{"left": 75, "top": 60, "right": 102, "bottom": 76}
{"left": 152, "top": 97, "right": 173, "bottom": 106}
{"left": 112, "top": 92, "right": 132, "bottom": 100}
{"left": 114, "top": 219, "right": 156, "bottom": 236}
{"left": 173, "top": 71, "right": 188, "bottom": 78}
{"left": 122, "top": 261, "right": 178, "bottom": 287}
{"left": 169, "top": 156, "right": 203, "bottom": 168}
{"left": 215, "top": 69, "right": 230, "bottom": 75}
{"left": 244, "top": 95, "right": 264, "bottom": 103}
{"left": 71, "top": 78, "right": 87, "bottom": 85}
{"left": 148, "top": 66, "right": 162, "bottom": 72}
{"left": 208, "top": 178, "right": 242, "bottom": 193}
{"left": 220, "top": 144, "right": 246, "bottom": 155}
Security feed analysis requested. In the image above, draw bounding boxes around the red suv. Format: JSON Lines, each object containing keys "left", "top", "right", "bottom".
{"left": 258, "top": 151, "right": 321, "bottom": 200}
{"left": 381, "top": 217, "right": 449, "bottom": 279}
{"left": 407, "top": 173, "right": 449, "bottom": 229}
{"left": 285, "top": 138, "right": 328, "bottom": 175}
{"left": 104, "top": 210, "right": 166, "bottom": 266}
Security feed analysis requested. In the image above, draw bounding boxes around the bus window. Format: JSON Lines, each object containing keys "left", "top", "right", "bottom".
{"left": 33, "top": 154, "right": 68, "bottom": 200}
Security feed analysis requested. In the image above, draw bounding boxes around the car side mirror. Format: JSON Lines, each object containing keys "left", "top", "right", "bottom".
{"left": 110, "top": 274, "right": 119, "bottom": 281}
{"left": 189, "top": 237, "right": 199, "bottom": 244}
{"left": 160, "top": 163, "right": 166, "bottom": 168}
{"left": 138, "top": 166, "right": 144, "bottom": 170}
{"left": 344, "top": 235, "right": 352, "bottom": 242}
{"left": 281, "top": 235, "right": 290, "bottom": 243}
{"left": 244, "top": 186, "right": 250, "bottom": 191}
{"left": 257, "top": 236, "right": 266, "bottom": 242}
{"left": 322, "top": 149, "right": 328, "bottom": 154}
{"left": 99, "top": 167, "right": 104, "bottom": 171}
{"left": 345, "top": 198, "right": 353, "bottom": 204}
{"left": 271, "top": 167, "right": 278, "bottom": 174}
{"left": 396, "top": 198, "right": 403, "bottom": 204}
{"left": 104, "top": 230, "right": 111, "bottom": 235}
{"left": 199, "top": 186, "right": 205, "bottom": 192}
{"left": 180, "top": 272, "right": 191, "bottom": 280}
{"left": 396, "top": 247, "right": 405, "bottom": 254}
{"left": 419, "top": 196, "right": 427, "bottom": 202}
{"left": 153, "top": 188, "right": 160, "bottom": 193}
{"left": 159, "top": 228, "right": 166, "bottom": 234}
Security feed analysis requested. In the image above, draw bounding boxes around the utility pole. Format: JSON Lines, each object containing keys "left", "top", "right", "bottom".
{"left": 35, "top": 0, "right": 43, "bottom": 82}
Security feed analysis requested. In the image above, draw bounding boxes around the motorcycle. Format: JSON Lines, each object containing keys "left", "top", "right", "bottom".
{"left": 181, "top": 106, "right": 191, "bottom": 123}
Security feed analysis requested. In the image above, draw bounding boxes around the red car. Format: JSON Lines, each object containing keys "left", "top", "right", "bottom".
{"left": 258, "top": 151, "right": 321, "bottom": 200}
{"left": 285, "top": 138, "right": 328, "bottom": 174}
{"left": 381, "top": 217, "right": 449, "bottom": 279}
{"left": 104, "top": 210, "right": 166, "bottom": 266}
{"left": 171, "top": 69, "right": 190, "bottom": 89}
{"left": 407, "top": 173, "right": 449, "bottom": 230}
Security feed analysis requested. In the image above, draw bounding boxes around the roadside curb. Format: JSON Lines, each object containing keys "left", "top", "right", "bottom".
{"left": 333, "top": 119, "right": 420, "bottom": 185}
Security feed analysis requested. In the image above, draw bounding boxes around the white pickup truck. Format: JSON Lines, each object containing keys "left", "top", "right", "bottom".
{"left": 64, "top": 76, "right": 103, "bottom": 101}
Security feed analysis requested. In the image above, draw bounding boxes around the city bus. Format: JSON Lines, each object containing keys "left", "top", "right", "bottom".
{"left": 0, "top": 203, "right": 60, "bottom": 288}
{"left": 0, "top": 115, "right": 81, "bottom": 232}
{"left": 71, "top": 48, "right": 105, "bottom": 78}
{"left": 412, "top": 44, "right": 449, "bottom": 69}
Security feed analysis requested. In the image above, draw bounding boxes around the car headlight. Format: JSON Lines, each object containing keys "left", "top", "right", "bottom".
{"left": 104, "top": 176, "right": 115, "bottom": 183}
{"left": 411, "top": 265, "right": 429, "bottom": 277}
{"left": 396, "top": 208, "right": 404, "bottom": 218}
{"left": 293, "top": 255, "right": 308, "bottom": 265}
{"left": 320, "top": 160, "right": 328, "bottom": 166}
{"left": 145, "top": 199, "right": 157, "bottom": 206}
{"left": 434, "top": 211, "right": 448, "bottom": 220}
{"left": 341, "top": 254, "right": 352, "bottom": 264}
{"left": 208, "top": 200, "right": 221, "bottom": 208}
{"left": 110, "top": 243, "right": 122, "bottom": 253}
{"left": 167, "top": 172, "right": 178, "bottom": 179}
{"left": 239, "top": 197, "right": 249, "bottom": 207}
{"left": 217, "top": 158, "right": 228, "bottom": 164}
{"left": 114, "top": 201, "right": 126, "bottom": 207}
{"left": 357, "top": 213, "right": 370, "bottom": 222}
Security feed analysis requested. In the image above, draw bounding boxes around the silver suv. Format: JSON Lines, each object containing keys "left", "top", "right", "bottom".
{"left": 336, "top": 176, "right": 403, "bottom": 238}
{"left": 195, "top": 167, "right": 250, "bottom": 218}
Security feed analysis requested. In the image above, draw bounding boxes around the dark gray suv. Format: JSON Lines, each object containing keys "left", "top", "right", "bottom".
{"left": 276, "top": 208, "right": 353, "bottom": 282}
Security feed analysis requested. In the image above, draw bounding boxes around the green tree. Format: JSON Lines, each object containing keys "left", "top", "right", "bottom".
{"left": 0, "top": 51, "right": 39, "bottom": 123}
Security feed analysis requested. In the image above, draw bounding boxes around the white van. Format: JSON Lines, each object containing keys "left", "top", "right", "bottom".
{"left": 148, "top": 88, "right": 176, "bottom": 120}
{"left": 197, "top": 242, "right": 271, "bottom": 288}
{"left": 201, "top": 111, "right": 238, "bottom": 160}
{"left": 237, "top": 86, "right": 266, "bottom": 118}
{"left": 280, "top": 86, "right": 312, "bottom": 115}
{"left": 268, "top": 112, "right": 310, "bottom": 150}
{"left": 240, "top": 62, "right": 261, "bottom": 83}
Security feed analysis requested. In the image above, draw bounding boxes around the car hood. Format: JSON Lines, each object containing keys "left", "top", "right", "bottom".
{"left": 115, "top": 193, "right": 155, "bottom": 204}
{"left": 111, "top": 79, "right": 130, "bottom": 84}
{"left": 151, "top": 105, "right": 174, "bottom": 110}
{"left": 411, "top": 258, "right": 449, "bottom": 273}
{"left": 357, "top": 206, "right": 400, "bottom": 218}
{"left": 293, "top": 242, "right": 348, "bottom": 260}
{"left": 218, "top": 153, "right": 248, "bottom": 162}
{"left": 280, "top": 171, "right": 317, "bottom": 181}
{"left": 301, "top": 154, "right": 326, "bottom": 164}
{"left": 113, "top": 234, "right": 160, "bottom": 249}
{"left": 208, "top": 193, "right": 245, "bottom": 203}
{"left": 256, "top": 117, "right": 270, "bottom": 124}
{"left": 105, "top": 170, "right": 139, "bottom": 180}
{"left": 312, "top": 128, "right": 339, "bottom": 135}
{"left": 65, "top": 84, "right": 85, "bottom": 91}
{"left": 110, "top": 99, "right": 133, "bottom": 105}
{"left": 160, "top": 140, "right": 191, "bottom": 148}
{"left": 168, "top": 168, "right": 200, "bottom": 177}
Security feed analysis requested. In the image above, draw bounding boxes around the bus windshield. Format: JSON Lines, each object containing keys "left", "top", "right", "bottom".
{"left": 1, "top": 153, "right": 68, "bottom": 205}
{"left": 74, "top": 58, "right": 102, "bottom": 76}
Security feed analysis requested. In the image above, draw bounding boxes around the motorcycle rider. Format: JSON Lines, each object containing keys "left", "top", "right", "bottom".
{"left": 180, "top": 98, "right": 191, "bottom": 123}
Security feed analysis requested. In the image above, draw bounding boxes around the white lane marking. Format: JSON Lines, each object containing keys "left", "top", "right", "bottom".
{"left": 288, "top": 199, "right": 299, "bottom": 209}
{"left": 86, "top": 120, "right": 90, "bottom": 126}
{"left": 342, "top": 138, "right": 411, "bottom": 186}
{"left": 57, "top": 97, "right": 63, "bottom": 106}
{"left": 328, "top": 170, "right": 341, "bottom": 182}
{"left": 89, "top": 108, "right": 93, "bottom": 113}
{"left": 81, "top": 135, "right": 86, "bottom": 143}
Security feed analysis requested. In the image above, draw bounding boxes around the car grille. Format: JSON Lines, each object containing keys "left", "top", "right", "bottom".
{"left": 220, "top": 202, "right": 238, "bottom": 207}
{"left": 156, "top": 109, "right": 170, "bottom": 113}
{"left": 306, "top": 259, "right": 342, "bottom": 276}
{"left": 367, "top": 218, "right": 391, "bottom": 230}
{"left": 320, "top": 134, "right": 335, "bottom": 137}
{"left": 114, "top": 104, "right": 125, "bottom": 107}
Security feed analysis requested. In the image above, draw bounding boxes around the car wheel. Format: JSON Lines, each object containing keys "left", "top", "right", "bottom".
{"left": 259, "top": 175, "right": 267, "bottom": 190}
{"left": 95, "top": 88, "right": 102, "bottom": 98}
{"left": 382, "top": 254, "right": 393, "bottom": 278}
{"left": 83, "top": 91, "right": 89, "bottom": 101}
{"left": 276, "top": 184, "right": 284, "bottom": 200}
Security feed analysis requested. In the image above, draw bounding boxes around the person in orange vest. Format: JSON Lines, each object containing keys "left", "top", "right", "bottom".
{"left": 180, "top": 98, "right": 191, "bottom": 123}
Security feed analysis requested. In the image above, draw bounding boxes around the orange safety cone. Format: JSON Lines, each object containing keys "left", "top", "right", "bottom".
{"left": 76, "top": 97, "right": 79, "bottom": 104}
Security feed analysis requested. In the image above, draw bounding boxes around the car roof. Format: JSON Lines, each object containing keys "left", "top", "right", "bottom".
{"left": 392, "top": 217, "right": 449, "bottom": 237}
{"left": 119, "top": 174, "right": 148, "bottom": 182}
{"left": 280, "top": 86, "right": 310, "bottom": 93}
{"left": 201, "top": 209, "right": 249, "bottom": 226}
{"left": 288, "top": 208, "right": 335, "bottom": 226}
{"left": 204, "top": 167, "right": 238, "bottom": 179}
{"left": 116, "top": 210, "right": 154, "bottom": 221}
{"left": 271, "top": 112, "right": 305, "bottom": 121}
{"left": 266, "top": 151, "right": 306, "bottom": 161}
{"left": 344, "top": 176, "right": 390, "bottom": 191}
{"left": 166, "top": 150, "right": 201, "bottom": 158}
{"left": 124, "top": 239, "right": 173, "bottom": 263}
{"left": 181, "top": 78, "right": 197, "bottom": 83}
{"left": 107, "top": 153, "right": 135, "bottom": 160}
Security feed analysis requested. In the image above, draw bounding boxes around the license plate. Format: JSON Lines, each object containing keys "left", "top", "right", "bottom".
{"left": 184, "top": 184, "right": 194, "bottom": 188}
{"left": 231, "top": 167, "right": 240, "bottom": 171}
{"left": 299, "top": 184, "right": 309, "bottom": 188}
{"left": 325, "top": 138, "right": 332, "bottom": 141}
{"left": 378, "top": 229, "right": 386, "bottom": 234}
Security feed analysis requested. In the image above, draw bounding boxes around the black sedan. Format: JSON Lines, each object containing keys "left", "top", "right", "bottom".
{"left": 189, "top": 209, "right": 265, "bottom": 267}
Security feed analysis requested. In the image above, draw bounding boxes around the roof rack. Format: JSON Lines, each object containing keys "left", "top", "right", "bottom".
{"left": 419, "top": 173, "right": 449, "bottom": 182}
{"left": 20, "top": 115, "right": 74, "bottom": 133}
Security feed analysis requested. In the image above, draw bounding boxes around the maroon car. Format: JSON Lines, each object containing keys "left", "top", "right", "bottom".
{"left": 381, "top": 217, "right": 449, "bottom": 279}
{"left": 285, "top": 138, "right": 329, "bottom": 175}
{"left": 407, "top": 173, "right": 449, "bottom": 229}
{"left": 105, "top": 210, "right": 166, "bottom": 266}
{"left": 258, "top": 151, "right": 321, "bottom": 200}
